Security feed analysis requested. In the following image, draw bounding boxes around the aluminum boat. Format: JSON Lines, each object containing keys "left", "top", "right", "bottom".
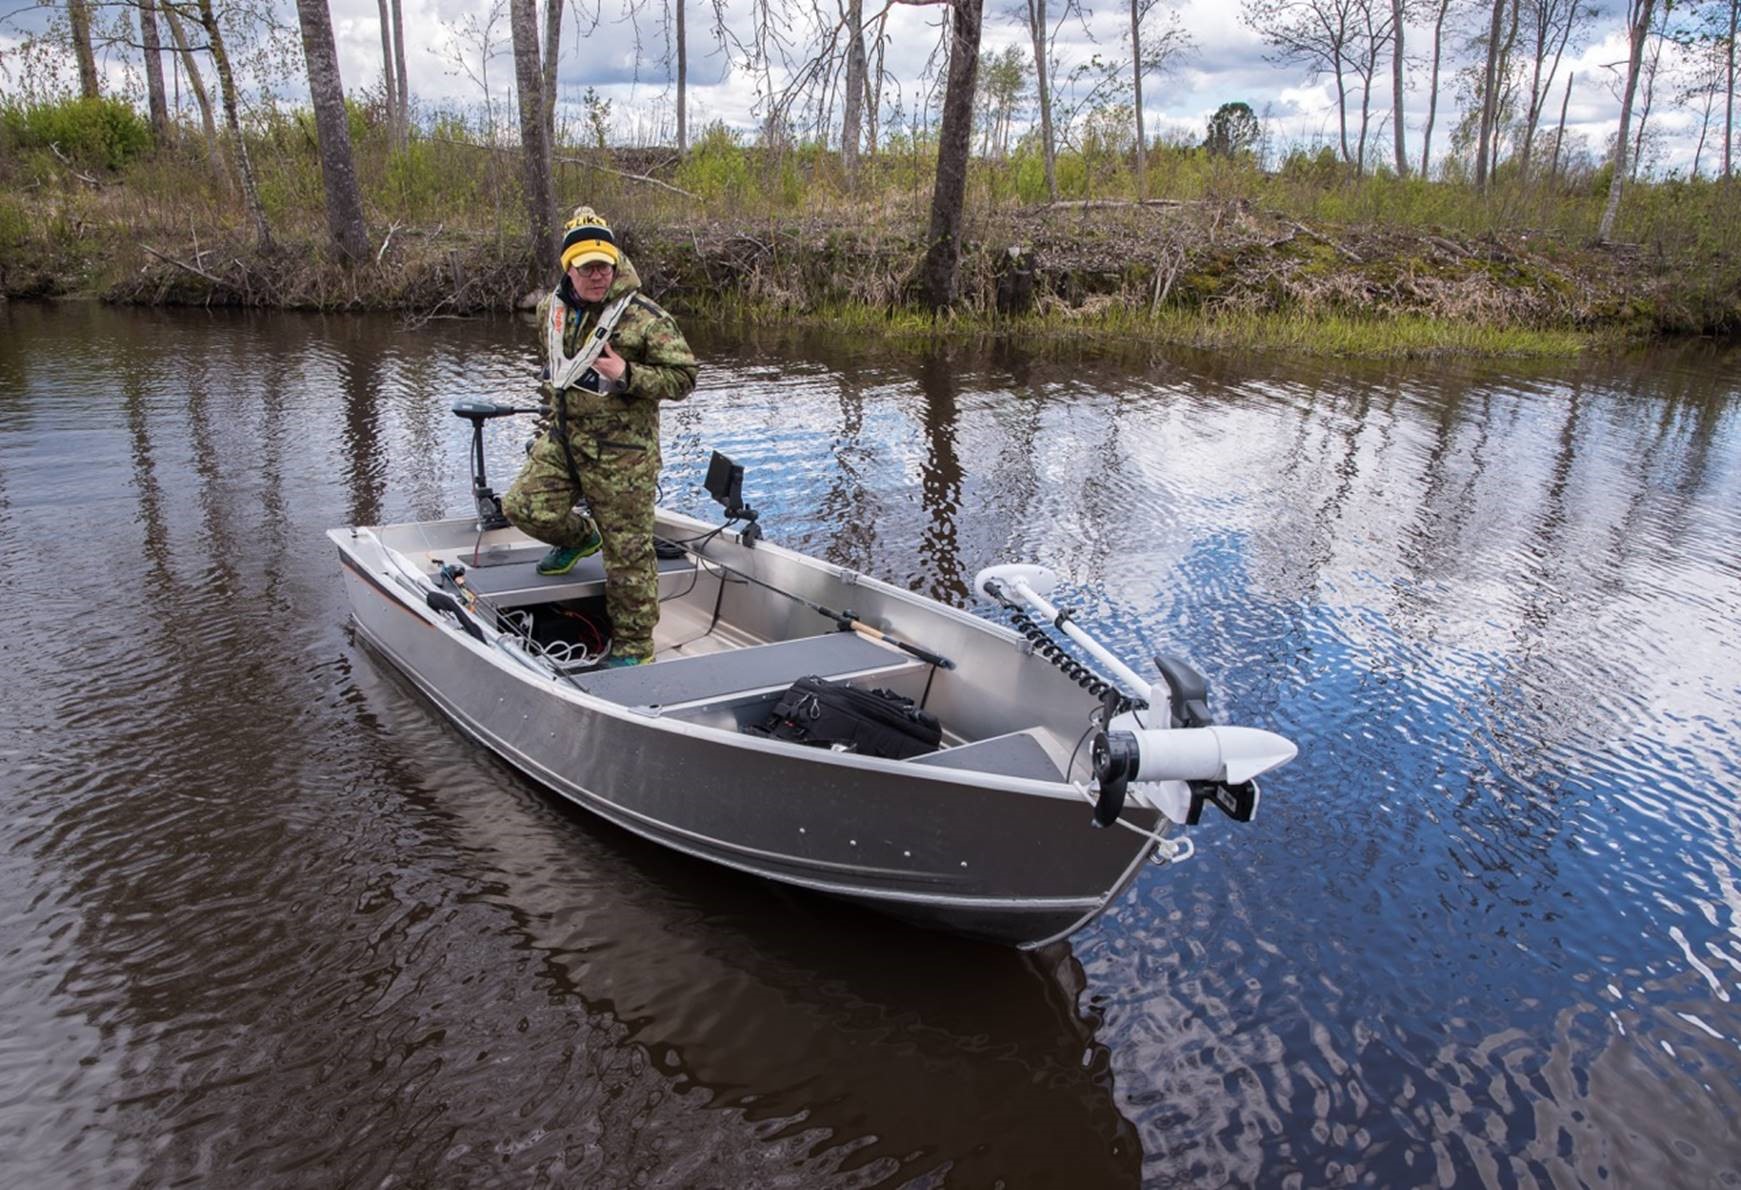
{"left": 328, "top": 406, "right": 1297, "bottom": 947}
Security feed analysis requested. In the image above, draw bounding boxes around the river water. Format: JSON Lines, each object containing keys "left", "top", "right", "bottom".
{"left": 1, "top": 301, "right": 1737, "bottom": 1187}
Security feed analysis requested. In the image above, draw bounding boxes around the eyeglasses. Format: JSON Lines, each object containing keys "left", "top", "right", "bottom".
{"left": 574, "top": 261, "right": 614, "bottom": 276}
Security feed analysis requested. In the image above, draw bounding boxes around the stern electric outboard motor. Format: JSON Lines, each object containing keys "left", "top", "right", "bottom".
{"left": 975, "top": 563, "right": 1297, "bottom": 832}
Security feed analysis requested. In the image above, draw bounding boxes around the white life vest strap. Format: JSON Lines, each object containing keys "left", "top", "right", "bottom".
{"left": 547, "top": 291, "right": 634, "bottom": 393}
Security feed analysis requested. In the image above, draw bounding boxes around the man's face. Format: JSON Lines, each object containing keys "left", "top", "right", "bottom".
{"left": 568, "top": 260, "right": 614, "bottom": 302}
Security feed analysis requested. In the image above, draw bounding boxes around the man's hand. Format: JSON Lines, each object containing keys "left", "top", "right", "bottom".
{"left": 594, "top": 342, "right": 627, "bottom": 388}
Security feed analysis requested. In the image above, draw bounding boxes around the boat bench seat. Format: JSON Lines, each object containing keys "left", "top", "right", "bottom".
{"left": 908, "top": 729, "right": 1063, "bottom": 783}
{"left": 463, "top": 551, "right": 695, "bottom": 607}
{"left": 571, "top": 631, "right": 924, "bottom": 710}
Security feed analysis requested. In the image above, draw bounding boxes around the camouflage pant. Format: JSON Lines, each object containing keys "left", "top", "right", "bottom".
{"left": 502, "top": 429, "right": 661, "bottom": 660}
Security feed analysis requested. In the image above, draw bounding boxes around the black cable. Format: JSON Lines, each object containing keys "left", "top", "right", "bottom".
{"left": 998, "top": 601, "right": 1148, "bottom": 716}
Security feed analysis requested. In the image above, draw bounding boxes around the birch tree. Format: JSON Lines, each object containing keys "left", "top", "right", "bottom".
{"left": 162, "top": 1, "right": 218, "bottom": 155}
{"left": 1516, "top": 0, "right": 1591, "bottom": 180}
{"left": 375, "top": 0, "right": 399, "bottom": 144}
{"left": 1418, "top": 0, "right": 1461, "bottom": 174}
{"left": 294, "top": 0, "right": 369, "bottom": 262}
{"left": 1598, "top": 0, "right": 1659, "bottom": 241}
{"left": 1391, "top": 0, "right": 1407, "bottom": 172}
{"left": 188, "top": 0, "right": 273, "bottom": 247}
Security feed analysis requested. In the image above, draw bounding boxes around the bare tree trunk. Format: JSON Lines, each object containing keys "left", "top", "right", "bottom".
{"left": 1548, "top": 70, "right": 1571, "bottom": 184}
{"left": 196, "top": 0, "right": 272, "bottom": 248}
{"left": 1026, "top": 0, "right": 1057, "bottom": 200}
{"left": 842, "top": 0, "right": 867, "bottom": 186}
{"left": 1391, "top": 0, "right": 1406, "bottom": 173}
{"left": 867, "top": 7, "right": 888, "bottom": 154}
{"left": 1629, "top": 30, "right": 1662, "bottom": 181}
{"left": 1725, "top": 0, "right": 1736, "bottom": 178}
{"left": 163, "top": 3, "right": 217, "bottom": 157}
{"left": 295, "top": 0, "right": 370, "bottom": 262}
{"left": 1488, "top": 0, "right": 1519, "bottom": 177}
{"left": 1598, "top": 0, "right": 1655, "bottom": 242}
{"left": 1419, "top": 0, "right": 1451, "bottom": 175}
{"left": 1475, "top": 0, "right": 1505, "bottom": 187}
{"left": 543, "top": 0, "right": 563, "bottom": 149}
{"left": 923, "top": 0, "right": 983, "bottom": 311}
{"left": 68, "top": 0, "right": 100, "bottom": 98}
{"left": 675, "top": 0, "right": 689, "bottom": 151}
{"left": 509, "top": 0, "right": 558, "bottom": 282}
{"left": 1130, "top": 0, "right": 1146, "bottom": 198}
{"left": 376, "top": 0, "right": 398, "bottom": 138}
{"left": 392, "top": 0, "right": 410, "bottom": 144}
{"left": 140, "top": 0, "right": 171, "bottom": 140}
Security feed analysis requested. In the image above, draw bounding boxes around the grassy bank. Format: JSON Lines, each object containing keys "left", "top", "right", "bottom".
{"left": 3, "top": 98, "right": 1739, "bottom": 355}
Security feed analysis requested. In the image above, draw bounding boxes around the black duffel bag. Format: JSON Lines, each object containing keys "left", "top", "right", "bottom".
{"left": 757, "top": 675, "right": 942, "bottom": 759}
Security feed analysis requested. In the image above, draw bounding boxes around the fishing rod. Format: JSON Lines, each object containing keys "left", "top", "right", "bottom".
{"left": 975, "top": 564, "right": 1296, "bottom": 829}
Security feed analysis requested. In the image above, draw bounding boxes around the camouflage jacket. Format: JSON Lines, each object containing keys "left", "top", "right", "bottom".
{"left": 535, "top": 254, "right": 698, "bottom": 448}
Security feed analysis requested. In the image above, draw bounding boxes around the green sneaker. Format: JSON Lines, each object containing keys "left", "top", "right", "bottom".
{"left": 534, "top": 527, "right": 602, "bottom": 576}
{"left": 601, "top": 653, "right": 649, "bottom": 668}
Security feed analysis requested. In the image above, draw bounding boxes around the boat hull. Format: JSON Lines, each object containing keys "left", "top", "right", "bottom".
{"left": 333, "top": 530, "right": 1163, "bottom": 948}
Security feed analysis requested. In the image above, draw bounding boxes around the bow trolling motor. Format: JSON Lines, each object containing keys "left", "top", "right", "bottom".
{"left": 975, "top": 564, "right": 1297, "bottom": 830}
{"left": 450, "top": 399, "right": 539, "bottom": 530}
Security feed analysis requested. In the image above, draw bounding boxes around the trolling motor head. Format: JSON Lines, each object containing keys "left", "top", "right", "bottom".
{"left": 450, "top": 399, "right": 537, "bottom": 530}
{"left": 705, "top": 451, "right": 762, "bottom": 546}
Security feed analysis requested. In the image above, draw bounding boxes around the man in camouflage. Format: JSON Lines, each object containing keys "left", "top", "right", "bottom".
{"left": 503, "top": 207, "right": 699, "bottom": 668}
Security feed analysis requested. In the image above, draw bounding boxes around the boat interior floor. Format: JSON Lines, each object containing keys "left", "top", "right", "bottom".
{"left": 392, "top": 538, "right": 1075, "bottom": 784}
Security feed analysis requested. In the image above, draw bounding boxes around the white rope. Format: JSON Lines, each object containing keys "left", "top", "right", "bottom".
{"left": 1070, "top": 781, "right": 1194, "bottom": 865}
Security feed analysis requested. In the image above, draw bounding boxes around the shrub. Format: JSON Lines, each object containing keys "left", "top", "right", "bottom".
{"left": 0, "top": 97, "right": 154, "bottom": 168}
{"left": 676, "top": 122, "right": 752, "bottom": 204}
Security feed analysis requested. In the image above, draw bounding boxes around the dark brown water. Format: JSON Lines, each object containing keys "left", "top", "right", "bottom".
{"left": 2, "top": 302, "right": 1738, "bottom": 1187}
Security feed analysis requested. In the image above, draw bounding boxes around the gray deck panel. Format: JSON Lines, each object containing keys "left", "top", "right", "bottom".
{"left": 909, "top": 730, "right": 1062, "bottom": 782}
{"left": 465, "top": 553, "right": 693, "bottom": 597}
{"left": 573, "top": 632, "right": 915, "bottom": 707}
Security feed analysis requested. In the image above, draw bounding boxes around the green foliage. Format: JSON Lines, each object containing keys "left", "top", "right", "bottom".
{"left": 1204, "top": 102, "right": 1261, "bottom": 158}
{"left": 379, "top": 138, "right": 478, "bottom": 221}
{"left": 0, "top": 97, "right": 153, "bottom": 169}
{"left": 0, "top": 194, "right": 29, "bottom": 249}
{"left": 675, "top": 122, "right": 752, "bottom": 204}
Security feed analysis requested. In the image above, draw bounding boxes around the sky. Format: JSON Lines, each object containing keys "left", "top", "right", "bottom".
{"left": 0, "top": 0, "right": 1729, "bottom": 177}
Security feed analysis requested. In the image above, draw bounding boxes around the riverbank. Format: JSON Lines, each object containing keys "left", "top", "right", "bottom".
{"left": 4, "top": 126, "right": 1738, "bottom": 357}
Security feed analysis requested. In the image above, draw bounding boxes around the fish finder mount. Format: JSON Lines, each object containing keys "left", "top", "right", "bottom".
{"left": 705, "top": 451, "right": 762, "bottom": 547}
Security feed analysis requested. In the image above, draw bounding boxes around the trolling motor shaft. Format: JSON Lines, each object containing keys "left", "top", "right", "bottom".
{"left": 451, "top": 399, "right": 538, "bottom": 530}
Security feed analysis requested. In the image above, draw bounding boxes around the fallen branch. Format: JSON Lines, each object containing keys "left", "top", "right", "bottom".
{"left": 1046, "top": 198, "right": 1190, "bottom": 211}
{"left": 1281, "top": 218, "right": 1364, "bottom": 263}
{"left": 553, "top": 154, "right": 700, "bottom": 200}
{"left": 377, "top": 220, "right": 404, "bottom": 264}
{"left": 142, "top": 243, "right": 227, "bottom": 286}
{"left": 48, "top": 142, "right": 101, "bottom": 187}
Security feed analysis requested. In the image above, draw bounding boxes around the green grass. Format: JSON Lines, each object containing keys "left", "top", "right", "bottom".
{"left": 715, "top": 301, "right": 1592, "bottom": 358}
